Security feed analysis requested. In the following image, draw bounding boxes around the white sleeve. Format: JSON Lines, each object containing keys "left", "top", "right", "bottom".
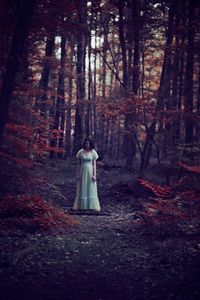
{"left": 92, "top": 149, "right": 99, "bottom": 160}
{"left": 76, "top": 149, "right": 82, "bottom": 159}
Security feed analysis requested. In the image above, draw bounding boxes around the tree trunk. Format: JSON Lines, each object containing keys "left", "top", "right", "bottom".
{"left": 58, "top": 36, "right": 67, "bottom": 159}
{"left": 93, "top": 13, "right": 98, "bottom": 144}
{"left": 118, "top": 1, "right": 128, "bottom": 91}
{"left": 86, "top": 28, "right": 92, "bottom": 138}
{"left": 176, "top": 0, "right": 186, "bottom": 143}
{"left": 98, "top": 34, "right": 107, "bottom": 154}
{"left": 0, "top": 0, "right": 36, "bottom": 147}
{"left": 49, "top": 36, "right": 66, "bottom": 159}
{"left": 117, "top": 1, "right": 130, "bottom": 165}
{"left": 65, "top": 41, "right": 74, "bottom": 158}
{"left": 171, "top": 1, "right": 182, "bottom": 162}
{"left": 104, "top": 118, "right": 110, "bottom": 153}
{"left": 35, "top": 36, "right": 55, "bottom": 116}
{"left": 196, "top": 57, "right": 200, "bottom": 144}
{"left": 73, "top": 1, "right": 87, "bottom": 154}
{"left": 162, "top": 1, "right": 181, "bottom": 160}
{"left": 184, "top": 0, "right": 195, "bottom": 145}
{"left": 121, "top": 0, "right": 140, "bottom": 169}
{"left": 140, "top": 0, "right": 176, "bottom": 172}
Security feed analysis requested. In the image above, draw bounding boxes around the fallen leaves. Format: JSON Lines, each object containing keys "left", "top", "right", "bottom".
{"left": 0, "top": 194, "right": 76, "bottom": 233}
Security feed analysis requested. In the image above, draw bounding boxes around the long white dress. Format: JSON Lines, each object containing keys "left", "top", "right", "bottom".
{"left": 73, "top": 149, "right": 101, "bottom": 211}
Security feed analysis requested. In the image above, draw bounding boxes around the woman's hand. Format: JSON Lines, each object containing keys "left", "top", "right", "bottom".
{"left": 92, "top": 175, "right": 96, "bottom": 181}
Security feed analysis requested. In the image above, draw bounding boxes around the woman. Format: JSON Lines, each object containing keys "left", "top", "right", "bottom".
{"left": 73, "top": 138, "right": 101, "bottom": 211}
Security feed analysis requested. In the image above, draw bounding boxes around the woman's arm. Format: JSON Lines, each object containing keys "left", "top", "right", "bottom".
{"left": 92, "top": 159, "right": 97, "bottom": 181}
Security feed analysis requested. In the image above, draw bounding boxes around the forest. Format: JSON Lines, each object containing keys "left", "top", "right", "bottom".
{"left": 0, "top": 0, "right": 200, "bottom": 299}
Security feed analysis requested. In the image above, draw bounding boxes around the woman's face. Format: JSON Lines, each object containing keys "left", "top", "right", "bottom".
{"left": 85, "top": 141, "right": 91, "bottom": 150}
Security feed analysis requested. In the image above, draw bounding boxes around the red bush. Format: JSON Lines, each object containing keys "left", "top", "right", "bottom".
{"left": 0, "top": 194, "right": 76, "bottom": 233}
{"left": 135, "top": 178, "right": 200, "bottom": 226}
{"left": 137, "top": 178, "right": 174, "bottom": 198}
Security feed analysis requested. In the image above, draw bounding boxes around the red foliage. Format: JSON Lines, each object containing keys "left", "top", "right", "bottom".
{"left": 0, "top": 194, "right": 76, "bottom": 233}
{"left": 136, "top": 178, "right": 200, "bottom": 226}
{"left": 0, "top": 151, "right": 33, "bottom": 168}
{"left": 2, "top": 118, "right": 65, "bottom": 171}
{"left": 137, "top": 178, "right": 174, "bottom": 199}
{"left": 180, "top": 190, "right": 200, "bottom": 202}
{"left": 178, "top": 162, "right": 200, "bottom": 174}
{"left": 6, "top": 123, "right": 34, "bottom": 140}
{"left": 142, "top": 198, "right": 188, "bottom": 224}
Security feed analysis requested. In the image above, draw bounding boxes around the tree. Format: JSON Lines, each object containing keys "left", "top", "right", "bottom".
{"left": 73, "top": 0, "right": 87, "bottom": 154}
{"left": 0, "top": 0, "right": 36, "bottom": 147}
{"left": 184, "top": 0, "right": 195, "bottom": 145}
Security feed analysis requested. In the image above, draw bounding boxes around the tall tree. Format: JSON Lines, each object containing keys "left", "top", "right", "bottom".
{"left": 139, "top": 0, "right": 176, "bottom": 172}
{"left": 0, "top": 0, "right": 36, "bottom": 147}
{"left": 184, "top": 0, "right": 195, "bottom": 145}
{"left": 35, "top": 36, "right": 55, "bottom": 116}
{"left": 117, "top": 0, "right": 140, "bottom": 168}
{"left": 58, "top": 36, "right": 67, "bottom": 159}
{"left": 73, "top": 0, "right": 87, "bottom": 153}
{"left": 65, "top": 40, "right": 75, "bottom": 158}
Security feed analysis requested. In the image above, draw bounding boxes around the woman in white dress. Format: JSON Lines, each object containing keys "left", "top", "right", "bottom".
{"left": 73, "top": 138, "right": 101, "bottom": 211}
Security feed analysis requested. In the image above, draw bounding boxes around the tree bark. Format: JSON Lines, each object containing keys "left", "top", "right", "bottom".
{"left": 49, "top": 36, "right": 66, "bottom": 159}
{"left": 86, "top": 28, "right": 92, "bottom": 138}
{"left": 0, "top": 0, "right": 36, "bottom": 147}
{"left": 139, "top": 0, "right": 176, "bottom": 172}
{"left": 73, "top": 1, "right": 87, "bottom": 154}
{"left": 35, "top": 36, "right": 55, "bottom": 116}
{"left": 184, "top": 0, "right": 195, "bottom": 145}
{"left": 65, "top": 41, "right": 74, "bottom": 158}
{"left": 121, "top": 0, "right": 140, "bottom": 169}
{"left": 58, "top": 36, "right": 67, "bottom": 159}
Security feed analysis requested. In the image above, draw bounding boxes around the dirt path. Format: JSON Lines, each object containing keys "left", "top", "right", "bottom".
{"left": 1, "top": 208, "right": 200, "bottom": 300}
{"left": 0, "top": 159, "right": 200, "bottom": 300}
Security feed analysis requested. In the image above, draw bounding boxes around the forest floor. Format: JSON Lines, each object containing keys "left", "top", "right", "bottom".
{"left": 0, "top": 158, "right": 200, "bottom": 300}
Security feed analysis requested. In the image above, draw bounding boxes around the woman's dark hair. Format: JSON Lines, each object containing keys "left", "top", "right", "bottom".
{"left": 83, "top": 138, "right": 95, "bottom": 150}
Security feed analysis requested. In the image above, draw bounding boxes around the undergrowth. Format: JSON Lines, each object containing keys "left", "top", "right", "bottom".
{"left": 0, "top": 194, "right": 76, "bottom": 234}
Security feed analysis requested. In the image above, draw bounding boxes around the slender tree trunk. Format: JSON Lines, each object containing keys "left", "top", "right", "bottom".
{"left": 58, "top": 36, "right": 67, "bottom": 159}
{"left": 98, "top": 35, "right": 107, "bottom": 153}
{"left": 73, "top": 1, "right": 87, "bottom": 153}
{"left": 184, "top": 0, "right": 195, "bottom": 145}
{"left": 65, "top": 41, "right": 74, "bottom": 158}
{"left": 140, "top": 26, "right": 145, "bottom": 98}
{"left": 49, "top": 89, "right": 60, "bottom": 158}
{"left": 140, "top": 0, "right": 176, "bottom": 172}
{"left": 117, "top": 117, "right": 122, "bottom": 157}
{"left": 49, "top": 37, "right": 65, "bottom": 159}
{"left": 35, "top": 36, "right": 55, "bottom": 117}
{"left": 0, "top": 0, "right": 36, "bottom": 147}
{"left": 197, "top": 59, "right": 200, "bottom": 114}
{"left": 109, "top": 68, "right": 114, "bottom": 97}
{"left": 92, "top": 14, "right": 98, "bottom": 144}
{"left": 196, "top": 57, "right": 200, "bottom": 144}
{"left": 73, "top": 42, "right": 85, "bottom": 153}
{"left": 118, "top": 1, "right": 128, "bottom": 91}
{"left": 171, "top": 1, "right": 182, "bottom": 162}
{"left": 162, "top": 3, "right": 181, "bottom": 160}
{"left": 86, "top": 30, "right": 92, "bottom": 137}
{"left": 122, "top": 0, "right": 140, "bottom": 168}
{"left": 127, "top": 5, "right": 133, "bottom": 92}
{"left": 117, "top": 1, "right": 130, "bottom": 165}
{"left": 132, "top": 0, "right": 140, "bottom": 96}
{"left": 49, "top": 77, "right": 57, "bottom": 157}
{"left": 176, "top": 1, "right": 186, "bottom": 143}
{"left": 104, "top": 118, "right": 110, "bottom": 153}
